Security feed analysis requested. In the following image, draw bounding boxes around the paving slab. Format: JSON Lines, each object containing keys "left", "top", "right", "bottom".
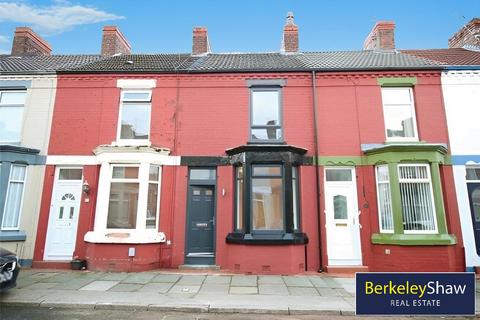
{"left": 79, "top": 280, "right": 119, "bottom": 291}
{"left": 151, "top": 274, "right": 181, "bottom": 283}
{"left": 51, "top": 277, "right": 97, "bottom": 290}
{"left": 283, "top": 276, "right": 313, "bottom": 287}
{"left": 175, "top": 275, "right": 205, "bottom": 285}
{"left": 27, "top": 272, "right": 58, "bottom": 280}
{"left": 121, "top": 273, "right": 157, "bottom": 284}
{"left": 317, "top": 287, "right": 340, "bottom": 297}
{"left": 321, "top": 277, "right": 343, "bottom": 289}
{"left": 231, "top": 275, "right": 257, "bottom": 287}
{"left": 198, "top": 284, "right": 229, "bottom": 294}
{"left": 229, "top": 286, "right": 258, "bottom": 294}
{"left": 203, "top": 275, "right": 231, "bottom": 284}
{"left": 41, "top": 273, "right": 82, "bottom": 283}
{"left": 168, "top": 284, "right": 201, "bottom": 294}
{"left": 288, "top": 287, "right": 319, "bottom": 296}
{"left": 308, "top": 276, "right": 329, "bottom": 288}
{"left": 258, "top": 284, "right": 289, "bottom": 295}
{"left": 138, "top": 282, "right": 173, "bottom": 293}
{"left": 108, "top": 283, "right": 143, "bottom": 292}
{"left": 101, "top": 272, "right": 129, "bottom": 281}
{"left": 22, "top": 282, "right": 58, "bottom": 290}
{"left": 258, "top": 275, "right": 284, "bottom": 285}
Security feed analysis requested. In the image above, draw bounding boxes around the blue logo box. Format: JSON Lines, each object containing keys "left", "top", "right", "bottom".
{"left": 356, "top": 272, "right": 475, "bottom": 315}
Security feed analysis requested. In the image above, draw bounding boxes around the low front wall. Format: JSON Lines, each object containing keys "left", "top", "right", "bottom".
{"left": 85, "top": 242, "right": 163, "bottom": 272}
{"left": 222, "top": 244, "right": 307, "bottom": 274}
{"left": 369, "top": 244, "right": 464, "bottom": 272}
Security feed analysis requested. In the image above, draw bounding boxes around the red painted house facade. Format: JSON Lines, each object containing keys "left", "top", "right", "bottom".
{"left": 33, "top": 18, "right": 465, "bottom": 273}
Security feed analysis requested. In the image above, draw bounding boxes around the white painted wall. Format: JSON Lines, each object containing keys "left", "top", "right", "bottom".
{"left": 442, "top": 70, "right": 480, "bottom": 267}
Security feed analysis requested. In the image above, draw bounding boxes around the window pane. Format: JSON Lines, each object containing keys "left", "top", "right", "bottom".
{"left": 146, "top": 183, "right": 158, "bottom": 229}
{"left": 1, "top": 91, "right": 26, "bottom": 104}
{"left": 112, "top": 166, "right": 138, "bottom": 179}
{"left": 190, "top": 169, "right": 216, "bottom": 180}
{"left": 472, "top": 189, "right": 480, "bottom": 223}
{"left": 10, "top": 165, "right": 26, "bottom": 181}
{"left": 253, "top": 165, "right": 281, "bottom": 176}
{"left": 122, "top": 92, "right": 150, "bottom": 101}
{"left": 384, "top": 105, "right": 416, "bottom": 138}
{"left": 2, "top": 181, "right": 24, "bottom": 229}
{"left": 400, "top": 179, "right": 436, "bottom": 232}
{"left": 376, "top": 165, "right": 389, "bottom": 182}
{"left": 381, "top": 88, "right": 411, "bottom": 105}
{"left": 333, "top": 195, "right": 348, "bottom": 219}
{"left": 149, "top": 165, "right": 159, "bottom": 181}
{"left": 251, "top": 128, "right": 282, "bottom": 141}
{"left": 120, "top": 103, "right": 151, "bottom": 139}
{"left": 0, "top": 106, "right": 23, "bottom": 142}
{"left": 236, "top": 167, "right": 244, "bottom": 230}
{"left": 251, "top": 91, "right": 280, "bottom": 126}
{"left": 399, "top": 165, "right": 428, "bottom": 180}
{"left": 252, "top": 178, "right": 283, "bottom": 230}
{"left": 325, "top": 169, "right": 352, "bottom": 181}
{"left": 59, "top": 168, "right": 82, "bottom": 180}
{"left": 107, "top": 182, "right": 139, "bottom": 229}
{"left": 466, "top": 168, "right": 480, "bottom": 181}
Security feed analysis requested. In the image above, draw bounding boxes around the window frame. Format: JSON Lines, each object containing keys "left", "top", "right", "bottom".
{"left": 1, "top": 164, "right": 27, "bottom": 231}
{"left": 0, "top": 90, "right": 27, "bottom": 144}
{"left": 249, "top": 87, "right": 283, "bottom": 143}
{"left": 116, "top": 90, "right": 152, "bottom": 145}
{"left": 146, "top": 164, "right": 161, "bottom": 230}
{"left": 380, "top": 87, "right": 419, "bottom": 142}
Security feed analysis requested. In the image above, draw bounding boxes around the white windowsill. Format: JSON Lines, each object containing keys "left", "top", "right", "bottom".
{"left": 84, "top": 230, "right": 166, "bottom": 244}
{"left": 112, "top": 140, "right": 152, "bottom": 147}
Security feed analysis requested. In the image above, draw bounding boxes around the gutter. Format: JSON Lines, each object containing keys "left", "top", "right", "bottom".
{"left": 311, "top": 70, "right": 324, "bottom": 272}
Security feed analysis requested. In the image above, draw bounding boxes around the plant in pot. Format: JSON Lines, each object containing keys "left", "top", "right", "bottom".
{"left": 70, "top": 256, "right": 87, "bottom": 270}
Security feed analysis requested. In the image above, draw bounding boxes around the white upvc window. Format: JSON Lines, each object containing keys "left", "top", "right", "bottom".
{"left": 1, "top": 164, "right": 27, "bottom": 230}
{"left": 375, "top": 165, "right": 394, "bottom": 233}
{"left": 381, "top": 87, "right": 418, "bottom": 142}
{"left": 0, "top": 90, "right": 27, "bottom": 144}
{"left": 116, "top": 90, "right": 152, "bottom": 145}
{"left": 398, "top": 164, "right": 437, "bottom": 233}
{"left": 105, "top": 163, "right": 160, "bottom": 232}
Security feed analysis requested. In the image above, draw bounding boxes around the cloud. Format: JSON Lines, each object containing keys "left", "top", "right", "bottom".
{"left": 0, "top": 2, "right": 124, "bottom": 35}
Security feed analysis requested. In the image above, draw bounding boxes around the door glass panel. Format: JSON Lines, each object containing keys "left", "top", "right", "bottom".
{"left": 333, "top": 195, "right": 348, "bottom": 219}
{"left": 326, "top": 169, "right": 352, "bottom": 182}
{"left": 205, "top": 190, "right": 213, "bottom": 196}
{"left": 61, "top": 193, "right": 75, "bottom": 200}
{"left": 69, "top": 207, "right": 74, "bottom": 219}
{"left": 59, "top": 207, "right": 64, "bottom": 219}
{"left": 193, "top": 189, "right": 201, "bottom": 196}
{"left": 59, "top": 169, "right": 82, "bottom": 180}
{"left": 472, "top": 189, "right": 480, "bottom": 222}
{"left": 190, "top": 169, "right": 215, "bottom": 180}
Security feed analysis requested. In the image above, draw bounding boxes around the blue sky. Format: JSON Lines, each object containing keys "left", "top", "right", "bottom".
{"left": 0, "top": 0, "right": 479, "bottom": 54}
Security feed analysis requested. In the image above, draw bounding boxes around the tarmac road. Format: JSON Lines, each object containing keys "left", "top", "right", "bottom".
{"left": 0, "top": 306, "right": 473, "bottom": 320}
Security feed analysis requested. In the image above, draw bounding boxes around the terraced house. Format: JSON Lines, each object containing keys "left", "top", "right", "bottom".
{"left": 2, "top": 14, "right": 476, "bottom": 274}
{"left": 0, "top": 27, "right": 102, "bottom": 266}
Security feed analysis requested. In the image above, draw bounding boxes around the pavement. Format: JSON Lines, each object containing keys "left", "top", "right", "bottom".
{"left": 0, "top": 269, "right": 479, "bottom": 316}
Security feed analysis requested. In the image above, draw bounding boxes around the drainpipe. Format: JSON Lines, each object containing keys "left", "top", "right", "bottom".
{"left": 311, "top": 71, "right": 324, "bottom": 272}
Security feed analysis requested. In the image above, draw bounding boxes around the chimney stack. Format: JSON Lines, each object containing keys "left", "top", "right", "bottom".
{"left": 101, "top": 26, "right": 131, "bottom": 56}
{"left": 448, "top": 18, "right": 480, "bottom": 49}
{"left": 11, "top": 27, "right": 51, "bottom": 56}
{"left": 192, "top": 27, "right": 210, "bottom": 56}
{"left": 282, "top": 12, "right": 299, "bottom": 53}
{"left": 363, "top": 21, "right": 395, "bottom": 51}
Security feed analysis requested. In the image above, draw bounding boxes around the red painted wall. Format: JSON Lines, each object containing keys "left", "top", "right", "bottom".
{"left": 36, "top": 70, "right": 464, "bottom": 273}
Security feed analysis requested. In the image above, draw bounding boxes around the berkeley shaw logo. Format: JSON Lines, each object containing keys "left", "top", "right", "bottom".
{"left": 356, "top": 273, "right": 475, "bottom": 315}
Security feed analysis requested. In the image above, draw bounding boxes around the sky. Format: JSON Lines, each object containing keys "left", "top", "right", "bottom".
{"left": 0, "top": 0, "right": 479, "bottom": 55}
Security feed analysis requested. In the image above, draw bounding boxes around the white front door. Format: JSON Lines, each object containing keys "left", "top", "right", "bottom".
{"left": 324, "top": 167, "right": 362, "bottom": 266}
{"left": 44, "top": 167, "right": 83, "bottom": 261}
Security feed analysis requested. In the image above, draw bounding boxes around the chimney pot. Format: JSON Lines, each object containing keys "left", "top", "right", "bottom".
{"left": 101, "top": 26, "right": 131, "bottom": 56}
{"left": 282, "top": 11, "right": 299, "bottom": 53}
{"left": 363, "top": 21, "right": 395, "bottom": 51}
{"left": 192, "top": 26, "right": 210, "bottom": 56}
{"left": 11, "top": 27, "right": 51, "bottom": 56}
{"left": 448, "top": 18, "right": 480, "bottom": 49}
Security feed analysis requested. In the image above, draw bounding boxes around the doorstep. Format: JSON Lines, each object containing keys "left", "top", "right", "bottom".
{"left": 178, "top": 264, "right": 221, "bottom": 271}
{"left": 324, "top": 265, "right": 369, "bottom": 274}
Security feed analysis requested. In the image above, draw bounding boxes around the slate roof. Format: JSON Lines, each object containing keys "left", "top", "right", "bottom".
{"left": 0, "top": 50, "right": 442, "bottom": 74}
{"left": 68, "top": 50, "right": 440, "bottom": 73}
{"left": 0, "top": 54, "right": 103, "bottom": 74}
{"left": 402, "top": 48, "right": 480, "bottom": 66}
